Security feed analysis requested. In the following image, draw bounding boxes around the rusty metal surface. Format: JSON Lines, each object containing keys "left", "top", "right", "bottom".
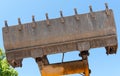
{"left": 2, "top": 9, "right": 118, "bottom": 67}
{"left": 3, "top": 9, "right": 117, "bottom": 51}
{"left": 6, "top": 35, "right": 117, "bottom": 61}
{"left": 2, "top": 3, "right": 118, "bottom": 76}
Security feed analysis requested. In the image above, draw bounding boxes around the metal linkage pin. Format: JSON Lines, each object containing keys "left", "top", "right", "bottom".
{"left": 46, "top": 13, "right": 50, "bottom": 25}
{"left": 18, "top": 18, "right": 22, "bottom": 31}
{"left": 32, "top": 15, "right": 36, "bottom": 28}
{"left": 60, "top": 11, "right": 65, "bottom": 23}
{"left": 74, "top": 8, "right": 79, "bottom": 20}
{"left": 89, "top": 5, "right": 95, "bottom": 18}
{"left": 105, "top": 3, "right": 110, "bottom": 16}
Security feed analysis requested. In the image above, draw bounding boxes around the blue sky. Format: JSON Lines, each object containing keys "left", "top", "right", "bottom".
{"left": 0, "top": 0, "right": 120, "bottom": 76}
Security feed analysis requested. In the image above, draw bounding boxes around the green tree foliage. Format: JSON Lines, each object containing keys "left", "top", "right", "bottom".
{"left": 0, "top": 49, "right": 18, "bottom": 76}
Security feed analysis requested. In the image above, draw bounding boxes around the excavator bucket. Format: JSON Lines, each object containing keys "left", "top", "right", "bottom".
{"left": 2, "top": 3, "right": 118, "bottom": 76}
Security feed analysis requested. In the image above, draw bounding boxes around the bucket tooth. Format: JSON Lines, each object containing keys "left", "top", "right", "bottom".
{"left": 4, "top": 20, "right": 9, "bottom": 33}
{"left": 4, "top": 20, "right": 8, "bottom": 27}
{"left": 18, "top": 18, "right": 21, "bottom": 25}
{"left": 105, "top": 3, "right": 110, "bottom": 16}
{"left": 105, "top": 3, "right": 109, "bottom": 10}
{"left": 46, "top": 13, "right": 50, "bottom": 25}
{"left": 89, "top": 5, "right": 95, "bottom": 18}
{"left": 32, "top": 15, "right": 35, "bottom": 22}
{"left": 60, "top": 10, "right": 65, "bottom": 23}
{"left": 74, "top": 8, "right": 79, "bottom": 20}
{"left": 32, "top": 15, "right": 36, "bottom": 28}
{"left": 18, "top": 18, "right": 23, "bottom": 31}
